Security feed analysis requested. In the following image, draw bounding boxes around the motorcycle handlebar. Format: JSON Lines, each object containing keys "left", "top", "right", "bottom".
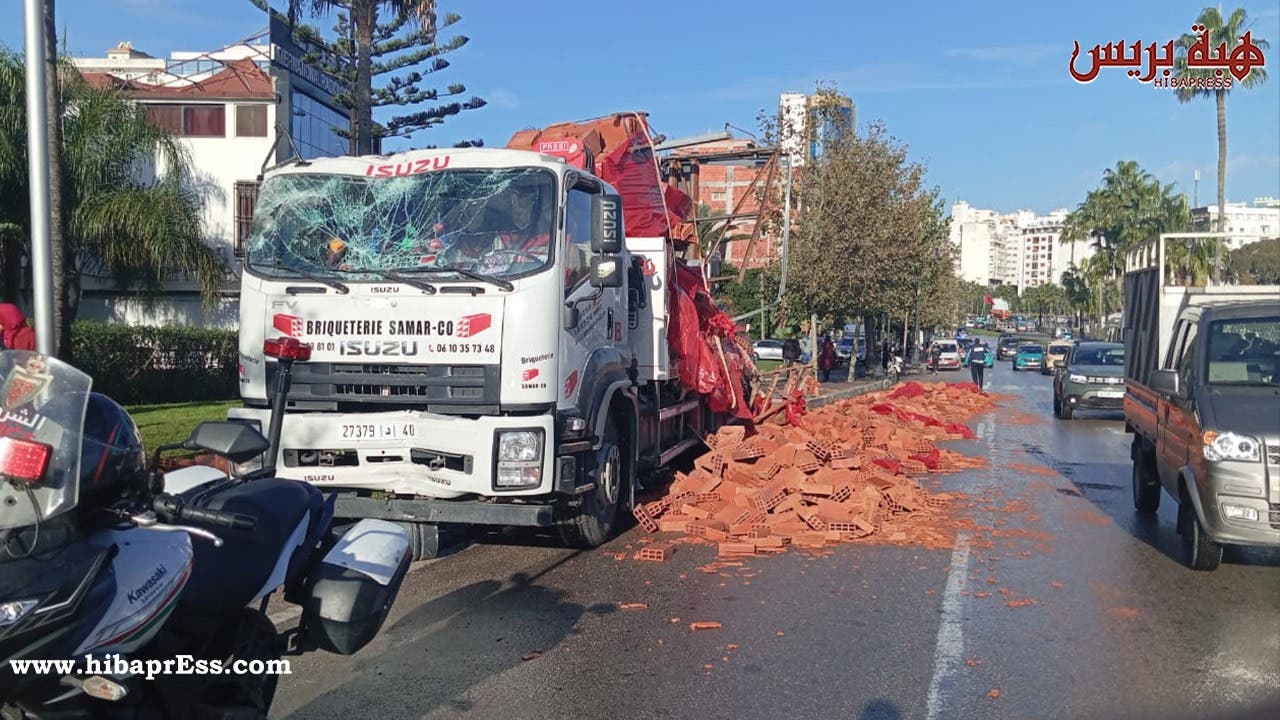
{"left": 153, "top": 494, "right": 257, "bottom": 531}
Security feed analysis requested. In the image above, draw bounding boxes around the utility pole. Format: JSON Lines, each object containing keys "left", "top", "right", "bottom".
{"left": 24, "top": 0, "right": 55, "bottom": 355}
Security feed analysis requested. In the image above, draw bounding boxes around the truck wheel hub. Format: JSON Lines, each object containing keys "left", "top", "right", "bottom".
{"left": 599, "top": 446, "right": 620, "bottom": 505}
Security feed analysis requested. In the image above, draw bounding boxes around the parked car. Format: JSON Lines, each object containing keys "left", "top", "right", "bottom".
{"left": 933, "top": 340, "right": 962, "bottom": 370}
{"left": 1013, "top": 343, "right": 1045, "bottom": 371}
{"left": 752, "top": 339, "right": 784, "bottom": 361}
{"left": 1052, "top": 341, "right": 1125, "bottom": 419}
{"left": 835, "top": 337, "right": 854, "bottom": 365}
{"left": 997, "top": 334, "right": 1022, "bottom": 360}
{"left": 1042, "top": 342, "right": 1073, "bottom": 375}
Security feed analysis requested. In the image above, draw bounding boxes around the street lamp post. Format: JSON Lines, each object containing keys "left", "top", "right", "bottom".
{"left": 24, "top": 0, "right": 55, "bottom": 356}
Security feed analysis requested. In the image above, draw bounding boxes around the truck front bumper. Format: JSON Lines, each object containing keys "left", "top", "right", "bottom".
{"left": 228, "top": 407, "right": 558, "bottom": 499}
{"left": 1193, "top": 462, "right": 1280, "bottom": 548}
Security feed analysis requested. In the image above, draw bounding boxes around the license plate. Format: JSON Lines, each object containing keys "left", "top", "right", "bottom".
{"left": 339, "top": 423, "right": 417, "bottom": 440}
{"left": 1097, "top": 391, "right": 1124, "bottom": 399}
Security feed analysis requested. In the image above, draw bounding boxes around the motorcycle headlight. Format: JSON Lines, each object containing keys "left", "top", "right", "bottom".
{"left": 495, "top": 429, "right": 543, "bottom": 489}
{"left": 0, "top": 599, "right": 39, "bottom": 628}
{"left": 1202, "top": 431, "right": 1261, "bottom": 463}
{"left": 1068, "top": 373, "right": 1087, "bottom": 383}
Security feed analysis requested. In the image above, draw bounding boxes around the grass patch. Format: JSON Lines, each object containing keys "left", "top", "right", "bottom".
{"left": 126, "top": 400, "right": 240, "bottom": 451}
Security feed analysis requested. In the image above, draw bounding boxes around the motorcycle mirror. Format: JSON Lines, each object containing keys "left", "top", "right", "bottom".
{"left": 183, "top": 421, "right": 271, "bottom": 464}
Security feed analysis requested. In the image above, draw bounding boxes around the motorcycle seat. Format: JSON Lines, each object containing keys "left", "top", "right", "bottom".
{"left": 176, "top": 478, "right": 320, "bottom": 616}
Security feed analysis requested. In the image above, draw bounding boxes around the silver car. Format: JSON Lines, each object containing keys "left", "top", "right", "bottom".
{"left": 752, "top": 339, "right": 784, "bottom": 361}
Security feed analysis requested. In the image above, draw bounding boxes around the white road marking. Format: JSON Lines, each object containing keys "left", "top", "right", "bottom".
{"left": 924, "top": 531, "right": 972, "bottom": 720}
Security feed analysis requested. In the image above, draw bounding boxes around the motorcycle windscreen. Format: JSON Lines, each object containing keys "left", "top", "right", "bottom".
{"left": 0, "top": 351, "right": 91, "bottom": 531}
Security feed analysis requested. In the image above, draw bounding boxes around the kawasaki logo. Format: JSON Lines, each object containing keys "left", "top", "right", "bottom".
{"left": 127, "top": 565, "right": 167, "bottom": 604}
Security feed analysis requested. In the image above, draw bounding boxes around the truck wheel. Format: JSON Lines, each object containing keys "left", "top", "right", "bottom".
{"left": 1131, "top": 445, "right": 1160, "bottom": 513}
{"left": 397, "top": 522, "right": 442, "bottom": 561}
{"left": 1179, "top": 498, "right": 1222, "bottom": 571}
{"left": 559, "top": 421, "right": 622, "bottom": 548}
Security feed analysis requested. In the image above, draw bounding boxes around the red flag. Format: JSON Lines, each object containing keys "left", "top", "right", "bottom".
{"left": 983, "top": 294, "right": 994, "bottom": 305}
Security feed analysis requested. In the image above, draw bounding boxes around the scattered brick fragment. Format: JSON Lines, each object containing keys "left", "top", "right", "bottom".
{"left": 521, "top": 650, "right": 543, "bottom": 661}
{"left": 988, "top": 689, "right": 1001, "bottom": 699}
{"left": 636, "top": 544, "right": 674, "bottom": 562}
{"left": 689, "top": 621, "right": 722, "bottom": 631}
{"left": 619, "top": 603, "right": 648, "bottom": 610}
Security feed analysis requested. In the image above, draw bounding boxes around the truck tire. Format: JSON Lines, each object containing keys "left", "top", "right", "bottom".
{"left": 397, "top": 521, "right": 441, "bottom": 561}
{"left": 1131, "top": 443, "right": 1160, "bottom": 513}
{"left": 1178, "top": 496, "right": 1222, "bottom": 571}
{"left": 558, "top": 420, "right": 622, "bottom": 548}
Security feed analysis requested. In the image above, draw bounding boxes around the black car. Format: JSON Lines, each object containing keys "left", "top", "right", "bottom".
{"left": 997, "top": 334, "right": 1022, "bottom": 360}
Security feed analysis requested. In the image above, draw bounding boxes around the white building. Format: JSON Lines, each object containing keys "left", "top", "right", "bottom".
{"left": 951, "top": 201, "right": 1086, "bottom": 292}
{"left": 777, "top": 91, "right": 855, "bottom": 166}
{"left": 1192, "top": 199, "right": 1280, "bottom": 250}
{"left": 69, "top": 23, "right": 352, "bottom": 327}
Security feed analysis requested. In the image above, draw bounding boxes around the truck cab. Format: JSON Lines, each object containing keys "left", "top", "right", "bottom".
{"left": 1123, "top": 234, "right": 1280, "bottom": 570}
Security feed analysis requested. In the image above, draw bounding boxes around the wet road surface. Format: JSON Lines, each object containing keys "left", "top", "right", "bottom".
{"left": 272, "top": 364, "right": 1280, "bottom": 720}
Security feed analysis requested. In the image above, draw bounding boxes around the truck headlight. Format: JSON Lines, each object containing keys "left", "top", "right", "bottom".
{"left": 495, "top": 429, "right": 543, "bottom": 488}
{"left": 1203, "top": 431, "right": 1261, "bottom": 463}
{"left": 1068, "top": 373, "right": 1087, "bottom": 383}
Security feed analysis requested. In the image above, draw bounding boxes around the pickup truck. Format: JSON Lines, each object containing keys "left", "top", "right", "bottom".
{"left": 1123, "top": 233, "right": 1280, "bottom": 571}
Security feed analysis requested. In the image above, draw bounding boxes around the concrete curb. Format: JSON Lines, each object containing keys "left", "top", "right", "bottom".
{"left": 807, "top": 379, "right": 885, "bottom": 409}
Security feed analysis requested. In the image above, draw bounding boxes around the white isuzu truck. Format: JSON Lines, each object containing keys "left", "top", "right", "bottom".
{"left": 232, "top": 145, "right": 736, "bottom": 555}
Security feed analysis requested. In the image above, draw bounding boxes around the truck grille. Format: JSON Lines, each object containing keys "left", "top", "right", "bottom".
{"left": 1268, "top": 448, "right": 1280, "bottom": 467}
{"left": 270, "top": 362, "right": 499, "bottom": 409}
{"left": 1270, "top": 503, "right": 1280, "bottom": 531}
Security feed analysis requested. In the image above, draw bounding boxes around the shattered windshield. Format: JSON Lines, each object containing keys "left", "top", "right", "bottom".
{"left": 245, "top": 167, "right": 557, "bottom": 281}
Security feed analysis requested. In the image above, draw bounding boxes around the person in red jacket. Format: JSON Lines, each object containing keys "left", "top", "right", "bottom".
{"left": 0, "top": 303, "right": 36, "bottom": 351}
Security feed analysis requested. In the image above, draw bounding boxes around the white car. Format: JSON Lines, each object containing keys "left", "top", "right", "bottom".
{"left": 933, "top": 340, "right": 962, "bottom": 370}
{"left": 752, "top": 339, "right": 785, "bottom": 361}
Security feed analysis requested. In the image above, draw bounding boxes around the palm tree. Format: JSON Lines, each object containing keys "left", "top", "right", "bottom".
{"left": 288, "top": 0, "right": 437, "bottom": 155}
{"left": 0, "top": 52, "right": 223, "bottom": 358}
{"left": 1174, "top": 6, "right": 1270, "bottom": 231}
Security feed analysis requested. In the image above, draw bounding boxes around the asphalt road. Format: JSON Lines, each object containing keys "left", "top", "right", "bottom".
{"left": 271, "top": 364, "right": 1280, "bottom": 720}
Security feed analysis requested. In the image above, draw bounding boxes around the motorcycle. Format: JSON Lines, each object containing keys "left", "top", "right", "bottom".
{"left": 882, "top": 355, "right": 905, "bottom": 389}
{"left": 0, "top": 337, "right": 412, "bottom": 719}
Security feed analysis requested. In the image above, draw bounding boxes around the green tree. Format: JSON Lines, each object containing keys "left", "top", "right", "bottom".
{"left": 1174, "top": 7, "right": 1270, "bottom": 230}
{"left": 1061, "top": 161, "right": 1190, "bottom": 324}
{"left": 308, "top": 7, "right": 483, "bottom": 148}
{"left": 0, "top": 52, "right": 223, "bottom": 357}
{"left": 281, "top": 1, "right": 480, "bottom": 154}
{"left": 1223, "top": 238, "right": 1280, "bottom": 284}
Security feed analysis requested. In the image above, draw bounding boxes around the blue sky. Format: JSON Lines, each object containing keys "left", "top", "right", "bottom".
{"left": 3, "top": 0, "right": 1278, "bottom": 215}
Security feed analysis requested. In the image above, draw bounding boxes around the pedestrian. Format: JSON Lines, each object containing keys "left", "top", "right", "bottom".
{"left": 929, "top": 341, "right": 942, "bottom": 375}
{"left": 968, "top": 340, "right": 989, "bottom": 390}
{"left": 782, "top": 334, "right": 801, "bottom": 367}
{"left": 818, "top": 335, "right": 837, "bottom": 382}
{"left": 881, "top": 339, "right": 891, "bottom": 373}
{"left": 0, "top": 303, "right": 36, "bottom": 351}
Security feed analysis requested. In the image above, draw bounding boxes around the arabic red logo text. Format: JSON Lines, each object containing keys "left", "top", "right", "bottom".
{"left": 564, "top": 370, "right": 579, "bottom": 397}
{"left": 521, "top": 368, "right": 539, "bottom": 382}
{"left": 456, "top": 313, "right": 492, "bottom": 338}
{"left": 1071, "top": 25, "right": 1265, "bottom": 88}
{"left": 273, "top": 314, "right": 303, "bottom": 337}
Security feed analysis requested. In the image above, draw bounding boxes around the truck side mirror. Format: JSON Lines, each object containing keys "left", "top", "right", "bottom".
{"left": 1150, "top": 369, "right": 1180, "bottom": 396}
{"left": 590, "top": 194, "right": 623, "bottom": 254}
{"left": 589, "top": 256, "right": 624, "bottom": 288}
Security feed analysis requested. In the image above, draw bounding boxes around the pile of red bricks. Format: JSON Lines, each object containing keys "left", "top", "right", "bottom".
{"left": 632, "top": 381, "right": 993, "bottom": 558}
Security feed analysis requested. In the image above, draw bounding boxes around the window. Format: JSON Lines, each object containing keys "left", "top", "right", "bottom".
{"left": 145, "top": 103, "right": 225, "bottom": 137}
{"left": 236, "top": 105, "right": 268, "bottom": 137}
{"left": 711, "top": 191, "right": 726, "bottom": 201}
{"left": 564, "top": 188, "right": 593, "bottom": 294}
{"left": 233, "top": 181, "right": 260, "bottom": 258}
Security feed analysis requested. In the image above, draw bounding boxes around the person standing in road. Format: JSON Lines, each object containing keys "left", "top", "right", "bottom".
{"left": 782, "top": 334, "right": 801, "bottom": 368}
{"left": 0, "top": 303, "right": 36, "bottom": 351}
{"left": 968, "top": 340, "right": 989, "bottom": 390}
{"left": 881, "top": 339, "right": 891, "bottom": 373}
{"left": 929, "top": 341, "right": 942, "bottom": 375}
